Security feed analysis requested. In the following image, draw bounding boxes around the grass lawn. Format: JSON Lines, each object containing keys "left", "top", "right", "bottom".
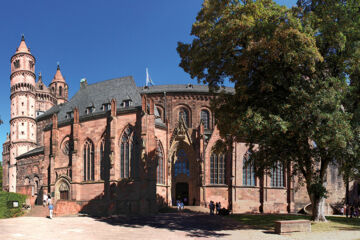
{"left": 229, "top": 214, "right": 360, "bottom": 232}
{"left": 0, "top": 191, "right": 27, "bottom": 219}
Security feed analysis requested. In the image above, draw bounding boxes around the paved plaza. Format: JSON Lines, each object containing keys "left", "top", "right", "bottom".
{"left": 1, "top": 212, "right": 360, "bottom": 240}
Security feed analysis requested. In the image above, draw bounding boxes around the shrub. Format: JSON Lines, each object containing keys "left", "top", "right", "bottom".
{"left": 0, "top": 191, "right": 27, "bottom": 218}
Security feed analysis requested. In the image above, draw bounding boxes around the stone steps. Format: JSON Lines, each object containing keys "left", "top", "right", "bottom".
{"left": 26, "top": 205, "right": 49, "bottom": 218}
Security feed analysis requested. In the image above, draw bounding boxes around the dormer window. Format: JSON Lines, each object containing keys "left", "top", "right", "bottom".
{"left": 122, "top": 100, "right": 132, "bottom": 108}
{"left": 14, "top": 60, "right": 20, "bottom": 69}
{"left": 86, "top": 106, "right": 95, "bottom": 114}
{"left": 39, "top": 85, "right": 43, "bottom": 90}
{"left": 66, "top": 111, "right": 73, "bottom": 119}
{"left": 102, "top": 103, "right": 111, "bottom": 111}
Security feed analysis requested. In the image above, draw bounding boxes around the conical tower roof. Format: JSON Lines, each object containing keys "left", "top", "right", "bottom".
{"left": 51, "top": 64, "right": 66, "bottom": 83}
{"left": 15, "top": 35, "right": 31, "bottom": 54}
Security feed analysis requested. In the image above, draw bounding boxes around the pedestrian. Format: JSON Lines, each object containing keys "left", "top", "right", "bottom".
{"left": 48, "top": 203, "right": 54, "bottom": 219}
{"left": 209, "top": 201, "right": 215, "bottom": 215}
{"left": 43, "top": 193, "right": 48, "bottom": 207}
{"left": 47, "top": 194, "right": 52, "bottom": 206}
{"left": 180, "top": 201, "right": 184, "bottom": 211}
{"left": 177, "top": 200, "right": 181, "bottom": 211}
{"left": 215, "top": 202, "right": 219, "bottom": 215}
{"left": 345, "top": 204, "right": 349, "bottom": 218}
{"left": 218, "top": 202, "right": 221, "bottom": 214}
{"left": 351, "top": 205, "right": 354, "bottom": 218}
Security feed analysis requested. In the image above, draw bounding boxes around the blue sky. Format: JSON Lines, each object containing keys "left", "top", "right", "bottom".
{"left": 0, "top": 0, "right": 297, "bottom": 161}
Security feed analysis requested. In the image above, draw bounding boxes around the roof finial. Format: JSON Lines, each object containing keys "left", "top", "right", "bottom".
{"left": 38, "top": 72, "right": 42, "bottom": 79}
{"left": 21, "top": 34, "right": 25, "bottom": 41}
{"left": 57, "top": 61, "right": 60, "bottom": 70}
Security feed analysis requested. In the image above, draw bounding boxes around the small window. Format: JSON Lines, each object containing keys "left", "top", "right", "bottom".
{"left": 86, "top": 107, "right": 95, "bottom": 114}
{"left": 59, "top": 86, "right": 63, "bottom": 96}
{"left": 102, "top": 103, "right": 111, "bottom": 111}
{"left": 123, "top": 100, "right": 132, "bottom": 108}
{"left": 66, "top": 111, "right": 73, "bottom": 119}
{"left": 14, "top": 60, "right": 20, "bottom": 69}
{"left": 29, "top": 60, "right": 34, "bottom": 70}
{"left": 39, "top": 85, "right": 43, "bottom": 90}
{"left": 201, "top": 110, "right": 210, "bottom": 129}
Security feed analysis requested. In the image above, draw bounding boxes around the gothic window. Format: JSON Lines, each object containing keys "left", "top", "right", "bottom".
{"left": 210, "top": 153, "right": 225, "bottom": 184}
{"left": 59, "top": 86, "right": 63, "bottom": 96}
{"left": 14, "top": 60, "right": 20, "bottom": 69}
{"left": 156, "top": 141, "right": 165, "bottom": 184}
{"left": 271, "top": 162, "right": 284, "bottom": 187}
{"left": 200, "top": 110, "right": 210, "bottom": 129}
{"left": 120, "top": 127, "right": 133, "bottom": 178}
{"left": 83, "top": 139, "right": 94, "bottom": 181}
{"left": 242, "top": 151, "right": 256, "bottom": 186}
{"left": 62, "top": 140, "right": 71, "bottom": 155}
{"left": 174, "top": 149, "right": 189, "bottom": 177}
{"left": 179, "top": 107, "right": 190, "bottom": 127}
{"left": 100, "top": 139, "right": 105, "bottom": 180}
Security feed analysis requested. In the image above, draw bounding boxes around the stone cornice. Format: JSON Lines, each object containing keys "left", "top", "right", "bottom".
{"left": 10, "top": 116, "right": 36, "bottom": 123}
{"left": 11, "top": 52, "right": 36, "bottom": 63}
{"left": 10, "top": 70, "right": 36, "bottom": 80}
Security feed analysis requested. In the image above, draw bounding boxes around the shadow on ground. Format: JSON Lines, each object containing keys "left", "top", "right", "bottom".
{"left": 92, "top": 210, "right": 244, "bottom": 238}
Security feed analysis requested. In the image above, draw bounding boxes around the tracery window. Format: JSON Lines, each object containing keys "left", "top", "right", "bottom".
{"left": 200, "top": 110, "right": 210, "bottom": 129}
{"left": 156, "top": 141, "right": 165, "bottom": 184}
{"left": 83, "top": 139, "right": 94, "bottom": 181}
{"left": 174, "top": 149, "right": 189, "bottom": 177}
{"left": 242, "top": 151, "right": 256, "bottom": 186}
{"left": 179, "top": 107, "right": 190, "bottom": 127}
{"left": 120, "top": 127, "right": 133, "bottom": 178}
{"left": 210, "top": 153, "right": 225, "bottom": 184}
{"left": 271, "top": 162, "right": 284, "bottom": 187}
{"left": 100, "top": 139, "right": 105, "bottom": 180}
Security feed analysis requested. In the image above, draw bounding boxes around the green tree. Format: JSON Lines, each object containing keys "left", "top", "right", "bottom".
{"left": 178, "top": 0, "right": 360, "bottom": 221}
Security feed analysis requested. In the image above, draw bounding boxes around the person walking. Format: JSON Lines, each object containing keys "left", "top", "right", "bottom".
{"left": 47, "top": 194, "right": 52, "bottom": 206}
{"left": 215, "top": 202, "right": 219, "bottom": 215}
{"left": 43, "top": 194, "right": 48, "bottom": 207}
{"left": 209, "top": 201, "right": 215, "bottom": 215}
{"left": 48, "top": 203, "right": 54, "bottom": 219}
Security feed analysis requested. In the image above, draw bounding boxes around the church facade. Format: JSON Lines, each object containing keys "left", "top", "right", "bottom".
{"left": 2, "top": 37, "right": 350, "bottom": 216}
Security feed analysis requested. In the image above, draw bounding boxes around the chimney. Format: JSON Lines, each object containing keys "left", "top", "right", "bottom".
{"left": 80, "top": 78, "right": 88, "bottom": 89}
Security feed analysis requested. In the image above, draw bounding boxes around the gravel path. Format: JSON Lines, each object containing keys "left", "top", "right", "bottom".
{"left": 0, "top": 213, "right": 359, "bottom": 240}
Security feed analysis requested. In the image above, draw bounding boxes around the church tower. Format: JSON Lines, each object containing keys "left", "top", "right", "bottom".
{"left": 49, "top": 64, "right": 68, "bottom": 104}
{"left": 9, "top": 36, "right": 37, "bottom": 192}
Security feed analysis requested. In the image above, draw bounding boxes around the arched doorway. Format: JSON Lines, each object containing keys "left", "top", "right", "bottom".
{"left": 170, "top": 141, "right": 200, "bottom": 206}
{"left": 55, "top": 178, "right": 71, "bottom": 201}
{"left": 175, "top": 182, "right": 189, "bottom": 205}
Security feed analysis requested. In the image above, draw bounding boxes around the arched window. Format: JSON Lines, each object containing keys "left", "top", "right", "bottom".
{"left": 174, "top": 149, "right": 189, "bottom": 177}
{"left": 157, "top": 141, "right": 165, "bottom": 184}
{"left": 100, "top": 139, "right": 105, "bottom": 180}
{"left": 83, "top": 139, "right": 94, "bottom": 181}
{"left": 201, "top": 110, "right": 210, "bottom": 129}
{"left": 210, "top": 153, "right": 225, "bottom": 184}
{"left": 120, "top": 127, "right": 133, "bottom": 178}
{"left": 271, "top": 162, "right": 284, "bottom": 187}
{"left": 243, "top": 151, "right": 256, "bottom": 186}
{"left": 179, "top": 107, "right": 190, "bottom": 127}
{"left": 59, "top": 86, "right": 63, "bottom": 96}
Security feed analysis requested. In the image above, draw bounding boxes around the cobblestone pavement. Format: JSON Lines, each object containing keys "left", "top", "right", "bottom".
{"left": 0, "top": 212, "right": 359, "bottom": 240}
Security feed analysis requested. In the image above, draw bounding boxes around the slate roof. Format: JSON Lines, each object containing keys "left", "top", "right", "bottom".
{"left": 37, "top": 76, "right": 142, "bottom": 122}
{"left": 139, "top": 84, "right": 235, "bottom": 94}
{"left": 16, "top": 146, "right": 44, "bottom": 159}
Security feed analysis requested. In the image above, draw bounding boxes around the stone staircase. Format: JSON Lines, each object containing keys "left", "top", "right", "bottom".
{"left": 25, "top": 205, "right": 49, "bottom": 218}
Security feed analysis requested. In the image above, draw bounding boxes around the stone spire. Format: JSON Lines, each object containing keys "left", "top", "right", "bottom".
{"left": 52, "top": 63, "right": 66, "bottom": 82}
{"left": 15, "top": 35, "right": 31, "bottom": 54}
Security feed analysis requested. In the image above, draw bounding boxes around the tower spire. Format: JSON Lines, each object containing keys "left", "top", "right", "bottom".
{"left": 16, "top": 34, "right": 30, "bottom": 54}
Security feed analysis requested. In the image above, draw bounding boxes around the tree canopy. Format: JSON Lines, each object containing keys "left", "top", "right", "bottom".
{"left": 178, "top": 0, "right": 360, "bottom": 221}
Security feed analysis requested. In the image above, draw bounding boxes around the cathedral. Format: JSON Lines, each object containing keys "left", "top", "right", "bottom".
{"left": 2, "top": 37, "right": 351, "bottom": 216}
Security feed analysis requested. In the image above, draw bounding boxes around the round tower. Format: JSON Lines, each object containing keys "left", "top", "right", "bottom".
{"left": 49, "top": 64, "right": 68, "bottom": 104}
{"left": 9, "top": 36, "right": 37, "bottom": 192}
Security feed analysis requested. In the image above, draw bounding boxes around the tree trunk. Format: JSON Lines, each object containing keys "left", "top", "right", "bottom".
{"left": 311, "top": 194, "right": 327, "bottom": 221}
